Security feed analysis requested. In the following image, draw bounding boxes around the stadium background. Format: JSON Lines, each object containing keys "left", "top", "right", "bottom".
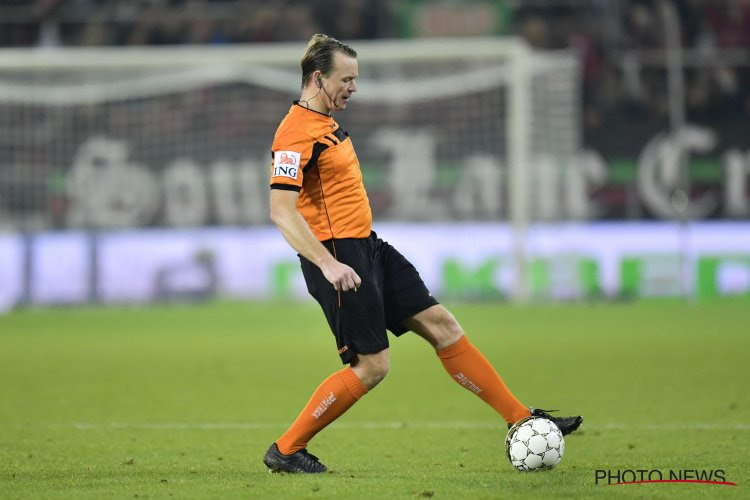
{"left": 1, "top": 1, "right": 749, "bottom": 498}
{"left": 1, "top": 0, "right": 749, "bottom": 307}
{"left": 1, "top": 0, "right": 750, "bottom": 308}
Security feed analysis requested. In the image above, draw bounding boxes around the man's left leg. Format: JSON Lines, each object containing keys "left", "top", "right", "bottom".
{"left": 377, "top": 235, "right": 582, "bottom": 434}
{"left": 405, "top": 305, "right": 583, "bottom": 434}
{"left": 403, "top": 305, "right": 531, "bottom": 425}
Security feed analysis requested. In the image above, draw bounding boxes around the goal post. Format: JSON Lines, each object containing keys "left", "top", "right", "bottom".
{"left": 0, "top": 37, "right": 580, "bottom": 303}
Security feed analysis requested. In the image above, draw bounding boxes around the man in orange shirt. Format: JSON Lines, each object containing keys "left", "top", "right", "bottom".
{"left": 264, "top": 34, "right": 582, "bottom": 474}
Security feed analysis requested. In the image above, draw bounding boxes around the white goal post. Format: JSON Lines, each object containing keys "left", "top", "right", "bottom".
{"left": 0, "top": 37, "right": 580, "bottom": 302}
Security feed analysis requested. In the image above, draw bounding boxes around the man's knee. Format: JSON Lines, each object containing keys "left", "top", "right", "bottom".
{"left": 439, "top": 309, "right": 464, "bottom": 338}
{"left": 351, "top": 350, "right": 389, "bottom": 390}
{"left": 423, "top": 306, "right": 464, "bottom": 349}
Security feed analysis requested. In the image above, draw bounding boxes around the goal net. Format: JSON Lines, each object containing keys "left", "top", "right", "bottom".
{"left": 0, "top": 38, "right": 580, "bottom": 300}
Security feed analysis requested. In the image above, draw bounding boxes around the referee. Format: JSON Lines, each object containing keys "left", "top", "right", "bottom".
{"left": 263, "top": 34, "right": 582, "bottom": 473}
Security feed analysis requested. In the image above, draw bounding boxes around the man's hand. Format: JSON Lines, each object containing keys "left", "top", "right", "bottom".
{"left": 320, "top": 259, "right": 362, "bottom": 292}
{"left": 269, "top": 189, "right": 362, "bottom": 292}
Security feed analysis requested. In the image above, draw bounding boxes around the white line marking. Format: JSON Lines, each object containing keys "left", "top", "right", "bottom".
{"left": 599, "top": 423, "right": 750, "bottom": 431}
{"left": 20, "top": 421, "right": 750, "bottom": 431}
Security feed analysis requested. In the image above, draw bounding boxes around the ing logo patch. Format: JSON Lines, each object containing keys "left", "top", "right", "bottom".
{"left": 273, "top": 151, "right": 301, "bottom": 179}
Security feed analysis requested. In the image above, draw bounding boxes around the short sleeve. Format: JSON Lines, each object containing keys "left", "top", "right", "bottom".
{"left": 270, "top": 130, "right": 313, "bottom": 191}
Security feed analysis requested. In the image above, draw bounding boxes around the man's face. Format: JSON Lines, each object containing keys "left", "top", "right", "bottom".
{"left": 322, "top": 52, "right": 358, "bottom": 111}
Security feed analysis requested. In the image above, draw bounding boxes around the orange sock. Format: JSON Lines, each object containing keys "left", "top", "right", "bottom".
{"left": 437, "top": 335, "right": 530, "bottom": 424}
{"left": 276, "top": 366, "right": 367, "bottom": 455}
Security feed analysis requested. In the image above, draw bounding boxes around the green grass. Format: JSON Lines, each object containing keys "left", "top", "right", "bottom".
{"left": 1, "top": 300, "right": 749, "bottom": 498}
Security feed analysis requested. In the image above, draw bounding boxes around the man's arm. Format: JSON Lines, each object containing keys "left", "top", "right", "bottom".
{"left": 270, "top": 189, "right": 361, "bottom": 292}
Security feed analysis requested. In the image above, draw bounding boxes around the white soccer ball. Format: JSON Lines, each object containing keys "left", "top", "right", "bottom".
{"left": 505, "top": 416, "right": 564, "bottom": 471}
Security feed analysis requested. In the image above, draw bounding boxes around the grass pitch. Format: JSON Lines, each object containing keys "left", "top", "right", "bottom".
{"left": 1, "top": 300, "right": 748, "bottom": 499}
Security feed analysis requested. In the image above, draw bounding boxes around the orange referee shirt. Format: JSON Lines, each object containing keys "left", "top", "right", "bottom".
{"left": 270, "top": 102, "right": 372, "bottom": 241}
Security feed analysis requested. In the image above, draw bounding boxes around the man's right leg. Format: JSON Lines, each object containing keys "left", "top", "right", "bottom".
{"left": 269, "top": 240, "right": 390, "bottom": 472}
{"left": 264, "top": 350, "right": 388, "bottom": 473}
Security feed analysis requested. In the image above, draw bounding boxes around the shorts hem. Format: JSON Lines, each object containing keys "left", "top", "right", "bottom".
{"left": 339, "top": 343, "right": 389, "bottom": 364}
{"left": 388, "top": 297, "right": 440, "bottom": 336}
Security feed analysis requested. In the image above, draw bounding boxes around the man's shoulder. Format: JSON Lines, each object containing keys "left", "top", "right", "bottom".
{"left": 275, "top": 113, "right": 314, "bottom": 137}
{"left": 274, "top": 105, "right": 317, "bottom": 136}
{"left": 273, "top": 115, "right": 333, "bottom": 151}
{"left": 273, "top": 118, "right": 314, "bottom": 148}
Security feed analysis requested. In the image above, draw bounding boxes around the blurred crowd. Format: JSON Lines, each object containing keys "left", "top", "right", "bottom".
{"left": 0, "top": 0, "right": 388, "bottom": 47}
{"left": 1, "top": 0, "right": 749, "bottom": 138}
{"left": 511, "top": 0, "right": 750, "bottom": 143}
{"left": 2, "top": 1, "right": 748, "bottom": 50}
{"left": 1, "top": 0, "right": 748, "bottom": 228}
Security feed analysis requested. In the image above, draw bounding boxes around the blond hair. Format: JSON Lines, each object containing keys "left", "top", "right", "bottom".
{"left": 300, "top": 34, "right": 357, "bottom": 89}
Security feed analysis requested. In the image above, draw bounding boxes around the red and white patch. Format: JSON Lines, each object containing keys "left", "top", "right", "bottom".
{"left": 272, "top": 151, "right": 301, "bottom": 179}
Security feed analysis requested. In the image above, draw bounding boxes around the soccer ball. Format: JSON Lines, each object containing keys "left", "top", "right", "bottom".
{"left": 505, "top": 416, "right": 564, "bottom": 471}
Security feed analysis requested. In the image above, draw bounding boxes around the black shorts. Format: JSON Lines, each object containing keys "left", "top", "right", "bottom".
{"left": 299, "top": 231, "right": 439, "bottom": 364}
